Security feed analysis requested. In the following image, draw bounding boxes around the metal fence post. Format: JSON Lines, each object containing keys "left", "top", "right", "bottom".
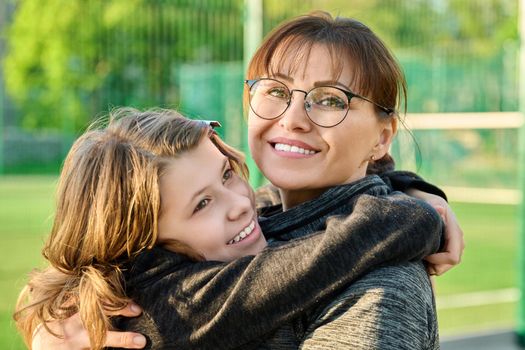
{"left": 0, "top": 1, "right": 5, "bottom": 175}
{"left": 243, "top": 0, "right": 264, "bottom": 188}
{"left": 518, "top": 0, "right": 525, "bottom": 345}
{"left": 0, "top": 91, "right": 3, "bottom": 175}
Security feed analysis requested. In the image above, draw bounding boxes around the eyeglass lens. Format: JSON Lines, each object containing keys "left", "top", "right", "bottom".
{"left": 248, "top": 79, "right": 349, "bottom": 127}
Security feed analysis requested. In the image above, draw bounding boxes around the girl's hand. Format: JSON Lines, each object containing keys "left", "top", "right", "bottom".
{"left": 407, "top": 189, "right": 465, "bottom": 276}
{"left": 32, "top": 303, "right": 146, "bottom": 350}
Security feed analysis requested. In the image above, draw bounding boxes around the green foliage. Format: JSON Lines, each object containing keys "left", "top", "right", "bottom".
{"left": 3, "top": 0, "right": 519, "bottom": 131}
{"left": 5, "top": 0, "right": 106, "bottom": 130}
{"left": 3, "top": 0, "right": 243, "bottom": 130}
{"left": 263, "top": 0, "right": 518, "bottom": 55}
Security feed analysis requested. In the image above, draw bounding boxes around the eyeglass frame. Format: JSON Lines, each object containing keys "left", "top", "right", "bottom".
{"left": 244, "top": 78, "right": 394, "bottom": 128}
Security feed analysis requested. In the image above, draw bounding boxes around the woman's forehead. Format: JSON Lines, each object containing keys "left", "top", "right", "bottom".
{"left": 267, "top": 41, "right": 359, "bottom": 88}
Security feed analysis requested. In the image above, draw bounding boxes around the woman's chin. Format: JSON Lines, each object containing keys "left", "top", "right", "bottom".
{"left": 267, "top": 176, "right": 308, "bottom": 191}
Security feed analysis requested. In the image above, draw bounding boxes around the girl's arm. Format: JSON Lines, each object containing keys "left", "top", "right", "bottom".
{"left": 256, "top": 173, "right": 464, "bottom": 276}
{"left": 113, "top": 193, "right": 442, "bottom": 349}
{"left": 32, "top": 194, "right": 443, "bottom": 350}
{"left": 379, "top": 170, "right": 448, "bottom": 200}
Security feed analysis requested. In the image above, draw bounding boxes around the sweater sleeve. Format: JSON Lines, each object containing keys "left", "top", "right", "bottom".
{"left": 379, "top": 171, "right": 448, "bottom": 201}
{"left": 299, "top": 262, "right": 438, "bottom": 350}
{"left": 117, "top": 194, "right": 442, "bottom": 350}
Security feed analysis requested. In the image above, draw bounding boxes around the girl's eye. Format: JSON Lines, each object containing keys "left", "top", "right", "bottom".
{"left": 223, "top": 167, "right": 234, "bottom": 183}
{"left": 194, "top": 198, "right": 210, "bottom": 213}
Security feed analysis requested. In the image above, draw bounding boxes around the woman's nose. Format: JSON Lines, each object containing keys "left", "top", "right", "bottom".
{"left": 278, "top": 90, "right": 313, "bottom": 132}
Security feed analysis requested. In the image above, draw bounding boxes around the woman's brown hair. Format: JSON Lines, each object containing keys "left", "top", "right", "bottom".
{"left": 245, "top": 11, "right": 406, "bottom": 173}
{"left": 13, "top": 108, "right": 248, "bottom": 349}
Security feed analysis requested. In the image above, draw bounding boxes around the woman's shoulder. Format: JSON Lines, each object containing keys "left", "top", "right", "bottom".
{"left": 322, "top": 262, "right": 435, "bottom": 317}
{"left": 351, "top": 261, "right": 431, "bottom": 292}
{"left": 255, "top": 183, "right": 282, "bottom": 208}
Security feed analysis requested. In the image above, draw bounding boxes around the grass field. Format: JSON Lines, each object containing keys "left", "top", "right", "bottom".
{"left": 0, "top": 176, "right": 520, "bottom": 348}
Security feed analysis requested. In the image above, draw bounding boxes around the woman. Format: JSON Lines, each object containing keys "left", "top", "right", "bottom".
{"left": 32, "top": 12, "right": 463, "bottom": 349}
{"left": 241, "top": 12, "right": 455, "bottom": 349}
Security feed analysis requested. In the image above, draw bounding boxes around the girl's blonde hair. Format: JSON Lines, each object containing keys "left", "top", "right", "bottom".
{"left": 13, "top": 108, "right": 248, "bottom": 349}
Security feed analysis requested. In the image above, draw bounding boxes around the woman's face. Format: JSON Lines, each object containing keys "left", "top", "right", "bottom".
{"left": 158, "top": 137, "right": 266, "bottom": 262}
{"left": 247, "top": 44, "right": 396, "bottom": 206}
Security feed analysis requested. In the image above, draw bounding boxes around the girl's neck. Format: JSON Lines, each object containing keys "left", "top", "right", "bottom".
{"left": 278, "top": 188, "right": 328, "bottom": 211}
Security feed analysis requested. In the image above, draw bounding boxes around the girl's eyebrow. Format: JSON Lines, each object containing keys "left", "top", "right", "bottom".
{"left": 221, "top": 157, "right": 229, "bottom": 171}
{"left": 189, "top": 158, "right": 229, "bottom": 203}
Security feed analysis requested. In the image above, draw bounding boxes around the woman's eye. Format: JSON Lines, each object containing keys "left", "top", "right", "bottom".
{"left": 317, "top": 96, "right": 346, "bottom": 110}
{"left": 267, "top": 87, "right": 288, "bottom": 99}
{"left": 194, "top": 198, "right": 210, "bottom": 213}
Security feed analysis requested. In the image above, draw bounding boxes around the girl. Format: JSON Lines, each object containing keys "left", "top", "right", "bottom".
{"left": 18, "top": 108, "right": 443, "bottom": 349}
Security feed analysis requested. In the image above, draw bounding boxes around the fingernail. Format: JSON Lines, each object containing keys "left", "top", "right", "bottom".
{"left": 130, "top": 303, "right": 141, "bottom": 313}
{"left": 133, "top": 335, "right": 146, "bottom": 346}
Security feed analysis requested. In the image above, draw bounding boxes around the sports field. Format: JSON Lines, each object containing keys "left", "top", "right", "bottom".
{"left": 0, "top": 176, "right": 519, "bottom": 349}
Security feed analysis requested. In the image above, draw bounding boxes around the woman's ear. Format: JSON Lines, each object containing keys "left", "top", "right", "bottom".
{"left": 374, "top": 117, "right": 398, "bottom": 156}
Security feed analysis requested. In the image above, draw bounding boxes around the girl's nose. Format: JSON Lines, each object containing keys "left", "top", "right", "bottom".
{"left": 226, "top": 189, "right": 252, "bottom": 221}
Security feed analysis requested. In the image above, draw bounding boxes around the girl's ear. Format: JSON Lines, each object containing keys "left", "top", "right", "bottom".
{"left": 374, "top": 117, "right": 398, "bottom": 157}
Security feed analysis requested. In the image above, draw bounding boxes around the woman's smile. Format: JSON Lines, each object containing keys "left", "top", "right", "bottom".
{"left": 269, "top": 137, "right": 320, "bottom": 158}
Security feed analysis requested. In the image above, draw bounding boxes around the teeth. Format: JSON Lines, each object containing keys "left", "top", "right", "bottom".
{"left": 228, "top": 220, "right": 256, "bottom": 245}
{"left": 274, "top": 143, "right": 316, "bottom": 155}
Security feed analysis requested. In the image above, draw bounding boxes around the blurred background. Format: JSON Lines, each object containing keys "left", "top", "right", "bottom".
{"left": 0, "top": 0, "right": 523, "bottom": 349}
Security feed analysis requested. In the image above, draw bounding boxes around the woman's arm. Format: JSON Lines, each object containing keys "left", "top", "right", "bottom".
{"left": 31, "top": 306, "right": 146, "bottom": 350}
{"left": 113, "top": 193, "right": 442, "bottom": 349}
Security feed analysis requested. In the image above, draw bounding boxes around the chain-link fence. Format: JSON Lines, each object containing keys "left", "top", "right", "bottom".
{"left": 0, "top": 0, "right": 519, "bottom": 185}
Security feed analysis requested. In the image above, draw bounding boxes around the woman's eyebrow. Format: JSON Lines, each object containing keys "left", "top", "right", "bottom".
{"left": 271, "top": 75, "right": 349, "bottom": 90}
{"left": 273, "top": 72, "right": 293, "bottom": 82}
{"left": 314, "top": 80, "right": 349, "bottom": 90}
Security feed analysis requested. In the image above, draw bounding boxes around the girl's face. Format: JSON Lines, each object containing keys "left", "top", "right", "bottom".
{"left": 247, "top": 44, "right": 396, "bottom": 208}
{"left": 158, "top": 137, "right": 266, "bottom": 262}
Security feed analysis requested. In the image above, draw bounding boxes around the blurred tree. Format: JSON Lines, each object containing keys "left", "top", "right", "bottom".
{"left": 4, "top": 0, "right": 243, "bottom": 130}
{"left": 263, "top": 0, "right": 517, "bottom": 55}
{"left": 3, "top": 0, "right": 518, "bottom": 130}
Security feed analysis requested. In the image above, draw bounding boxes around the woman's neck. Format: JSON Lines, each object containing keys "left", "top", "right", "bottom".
{"left": 278, "top": 188, "right": 328, "bottom": 211}
{"left": 278, "top": 174, "right": 372, "bottom": 210}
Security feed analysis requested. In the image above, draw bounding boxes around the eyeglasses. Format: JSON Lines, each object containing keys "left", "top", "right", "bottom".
{"left": 245, "top": 78, "right": 394, "bottom": 128}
